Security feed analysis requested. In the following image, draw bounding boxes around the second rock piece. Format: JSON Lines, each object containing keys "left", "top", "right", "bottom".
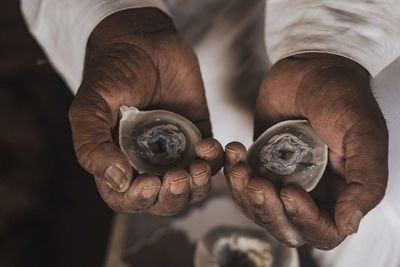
{"left": 248, "top": 120, "right": 328, "bottom": 192}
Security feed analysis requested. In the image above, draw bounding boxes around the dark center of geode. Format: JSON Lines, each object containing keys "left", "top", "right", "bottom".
{"left": 260, "top": 133, "right": 309, "bottom": 176}
{"left": 136, "top": 124, "right": 186, "bottom": 165}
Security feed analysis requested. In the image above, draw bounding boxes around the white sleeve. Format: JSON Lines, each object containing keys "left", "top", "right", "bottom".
{"left": 265, "top": 0, "right": 400, "bottom": 77}
{"left": 20, "top": 0, "right": 170, "bottom": 93}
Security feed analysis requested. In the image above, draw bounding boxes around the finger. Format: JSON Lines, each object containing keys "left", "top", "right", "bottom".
{"left": 226, "top": 162, "right": 254, "bottom": 218}
{"left": 94, "top": 174, "right": 161, "bottom": 213}
{"left": 189, "top": 160, "right": 212, "bottom": 203}
{"left": 336, "top": 120, "right": 388, "bottom": 235}
{"left": 247, "top": 178, "right": 305, "bottom": 247}
{"left": 224, "top": 142, "right": 247, "bottom": 173}
{"left": 227, "top": 162, "right": 251, "bottom": 194}
{"left": 69, "top": 90, "right": 132, "bottom": 192}
{"left": 280, "top": 185, "right": 345, "bottom": 250}
{"left": 223, "top": 143, "right": 249, "bottom": 205}
{"left": 146, "top": 169, "right": 190, "bottom": 216}
{"left": 225, "top": 146, "right": 304, "bottom": 246}
{"left": 196, "top": 138, "right": 223, "bottom": 175}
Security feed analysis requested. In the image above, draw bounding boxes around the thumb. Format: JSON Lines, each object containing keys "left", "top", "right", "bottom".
{"left": 69, "top": 89, "right": 133, "bottom": 192}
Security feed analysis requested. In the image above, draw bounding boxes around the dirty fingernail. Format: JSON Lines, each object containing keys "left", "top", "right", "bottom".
{"left": 280, "top": 193, "right": 293, "bottom": 202}
{"left": 347, "top": 210, "right": 364, "bottom": 235}
{"left": 198, "top": 142, "right": 216, "bottom": 154}
{"left": 225, "top": 145, "right": 240, "bottom": 162}
{"left": 229, "top": 170, "right": 244, "bottom": 190}
{"left": 247, "top": 186, "right": 264, "bottom": 204}
{"left": 225, "top": 145, "right": 238, "bottom": 155}
{"left": 280, "top": 193, "right": 296, "bottom": 212}
{"left": 192, "top": 168, "right": 209, "bottom": 185}
{"left": 141, "top": 185, "right": 159, "bottom": 198}
{"left": 170, "top": 177, "right": 188, "bottom": 195}
{"left": 104, "top": 165, "right": 128, "bottom": 192}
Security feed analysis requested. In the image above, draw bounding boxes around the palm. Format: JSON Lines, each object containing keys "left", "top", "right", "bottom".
{"left": 141, "top": 34, "right": 211, "bottom": 137}
{"left": 83, "top": 32, "right": 211, "bottom": 137}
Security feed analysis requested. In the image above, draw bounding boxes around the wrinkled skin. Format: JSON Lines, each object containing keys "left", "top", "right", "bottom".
{"left": 224, "top": 53, "right": 388, "bottom": 250}
{"left": 69, "top": 8, "right": 223, "bottom": 215}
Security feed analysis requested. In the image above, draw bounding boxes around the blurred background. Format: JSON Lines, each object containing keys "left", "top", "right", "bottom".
{"left": 0, "top": 1, "right": 112, "bottom": 266}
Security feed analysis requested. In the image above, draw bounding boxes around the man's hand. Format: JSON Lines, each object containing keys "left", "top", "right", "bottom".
{"left": 69, "top": 8, "right": 223, "bottom": 215}
{"left": 224, "top": 53, "right": 388, "bottom": 249}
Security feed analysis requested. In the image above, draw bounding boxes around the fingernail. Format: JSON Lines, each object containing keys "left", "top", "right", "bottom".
{"left": 247, "top": 186, "right": 264, "bottom": 204}
{"left": 170, "top": 176, "right": 188, "bottom": 195}
{"left": 199, "top": 142, "right": 216, "bottom": 154}
{"left": 192, "top": 168, "right": 209, "bottom": 185}
{"left": 225, "top": 145, "right": 238, "bottom": 155}
{"left": 141, "top": 185, "right": 159, "bottom": 198}
{"left": 280, "top": 193, "right": 293, "bottom": 202}
{"left": 229, "top": 170, "right": 244, "bottom": 190}
{"left": 346, "top": 210, "right": 364, "bottom": 235}
{"left": 225, "top": 145, "right": 240, "bottom": 162}
{"left": 345, "top": 225, "right": 355, "bottom": 235}
{"left": 104, "top": 165, "right": 128, "bottom": 192}
{"left": 280, "top": 193, "right": 295, "bottom": 212}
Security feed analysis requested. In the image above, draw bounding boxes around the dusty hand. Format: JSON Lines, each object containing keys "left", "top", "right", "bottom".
{"left": 69, "top": 8, "right": 223, "bottom": 215}
{"left": 224, "top": 53, "right": 388, "bottom": 249}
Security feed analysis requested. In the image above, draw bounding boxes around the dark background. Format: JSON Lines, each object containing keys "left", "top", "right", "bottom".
{"left": 0, "top": 1, "right": 113, "bottom": 266}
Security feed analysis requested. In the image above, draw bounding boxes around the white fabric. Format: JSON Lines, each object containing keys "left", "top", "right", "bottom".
{"left": 312, "top": 199, "right": 400, "bottom": 267}
{"left": 265, "top": 0, "right": 400, "bottom": 77}
{"left": 20, "top": 0, "right": 169, "bottom": 91}
{"left": 21, "top": 0, "right": 400, "bottom": 92}
{"left": 21, "top": 0, "right": 400, "bottom": 266}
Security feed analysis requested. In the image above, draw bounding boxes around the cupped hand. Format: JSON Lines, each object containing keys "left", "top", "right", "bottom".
{"left": 69, "top": 8, "right": 223, "bottom": 215}
{"left": 224, "top": 53, "right": 388, "bottom": 249}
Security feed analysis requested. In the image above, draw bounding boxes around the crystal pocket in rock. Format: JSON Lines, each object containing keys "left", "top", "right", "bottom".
{"left": 248, "top": 120, "right": 328, "bottom": 192}
{"left": 119, "top": 106, "right": 201, "bottom": 175}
